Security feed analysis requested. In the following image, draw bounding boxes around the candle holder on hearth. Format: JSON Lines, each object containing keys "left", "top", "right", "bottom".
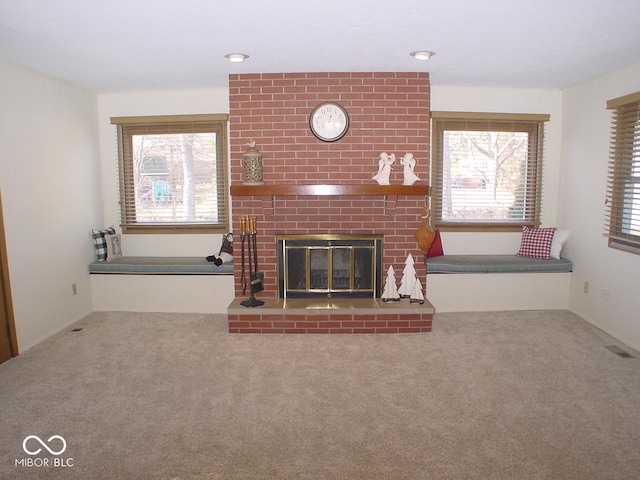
{"left": 242, "top": 140, "right": 264, "bottom": 185}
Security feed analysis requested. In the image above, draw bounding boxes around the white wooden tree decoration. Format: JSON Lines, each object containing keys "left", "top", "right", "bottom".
{"left": 410, "top": 276, "right": 425, "bottom": 304}
{"left": 372, "top": 152, "right": 395, "bottom": 185}
{"left": 398, "top": 253, "right": 416, "bottom": 298}
{"left": 401, "top": 153, "right": 420, "bottom": 186}
{"left": 381, "top": 265, "right": 400, "bottom": 302}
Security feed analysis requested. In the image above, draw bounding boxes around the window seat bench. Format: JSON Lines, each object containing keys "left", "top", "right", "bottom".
{"left": 423, "top": 255, "right": 573, "bottom": 313}
{"left": 89, "top": 257, "right": 235, "bottom": 313}
{"left": 89, "top": 256, "right": 234, "bottom": 275}
{"left": 426, "top": 255, "right": 573, "bottom": 274}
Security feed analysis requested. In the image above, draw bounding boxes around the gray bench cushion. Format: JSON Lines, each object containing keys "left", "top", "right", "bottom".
{"left": 426, "top": 255, "right": 573, "bottom": 274}
{"left": 89, "top": 257, "right": 234, "bottom": 275}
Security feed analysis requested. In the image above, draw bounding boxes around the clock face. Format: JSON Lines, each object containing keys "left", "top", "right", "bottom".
{"left": 310, "top": 102, "right": 349, "bottom": 142}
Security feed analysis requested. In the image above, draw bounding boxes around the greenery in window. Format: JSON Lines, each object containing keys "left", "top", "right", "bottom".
{"left": 431, "top": 112, "right": 549, "bottom": 231}
{"left": 605, "top": 92, "right": 640, "bottom": 254}
{"left": 111, "top": 115, "right": 229, "bottom": 234}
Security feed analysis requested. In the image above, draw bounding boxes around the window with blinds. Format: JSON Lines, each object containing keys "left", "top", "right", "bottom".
{"left": 111, "top": 114, "right": 229, "bottom": 234}
{"left": 431, "top": 112, "right": 549, "bottom": 231}
{"left": 605, "top": 91, "right": 640, "bottom": 254}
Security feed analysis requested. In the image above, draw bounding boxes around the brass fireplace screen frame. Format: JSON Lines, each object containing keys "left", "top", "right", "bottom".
{"left": 277, "top": 234, "right": 383, "bottom": 299}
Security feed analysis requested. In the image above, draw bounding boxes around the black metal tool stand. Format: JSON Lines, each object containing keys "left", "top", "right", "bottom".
{"left": 240, "top": 292, "right": 264, "bottom": 307}
{"left": 240, "top": 215, "right": 264, "bottom": 308}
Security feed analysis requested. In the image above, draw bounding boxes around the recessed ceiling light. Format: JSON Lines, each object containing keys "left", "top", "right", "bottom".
{"left": 410, "top": 51, "right": 435, "bottom": 61}
{"left": 225, "top": 53, "right": 249, "bottom": 63}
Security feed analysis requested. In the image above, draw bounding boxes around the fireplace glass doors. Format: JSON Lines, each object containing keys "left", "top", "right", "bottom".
{"left": 277, "top": 235, "right": 383, "bottom": 299}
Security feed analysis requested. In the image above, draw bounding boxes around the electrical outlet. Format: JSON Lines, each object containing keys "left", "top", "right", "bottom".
{"left": 583, "top": 282, "right": 589, "bottom": 294}
{"left": 72, "top": 283, "right": 77, "bottom": 295}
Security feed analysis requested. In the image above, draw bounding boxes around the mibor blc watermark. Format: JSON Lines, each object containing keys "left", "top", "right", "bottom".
{"left": 15, "top": 435, "right": 74, "bottom": 468}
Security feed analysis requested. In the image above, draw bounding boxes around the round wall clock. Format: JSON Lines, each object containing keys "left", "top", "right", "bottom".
{"left": 309, "top": 102, "right": 349, "bottom": 142}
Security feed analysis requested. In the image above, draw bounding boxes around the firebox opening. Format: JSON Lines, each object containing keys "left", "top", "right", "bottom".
{"left": 277, "top": 235, "right": 383, "bottom": 299}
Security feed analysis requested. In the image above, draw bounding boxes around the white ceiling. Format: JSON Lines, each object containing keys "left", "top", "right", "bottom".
{"left": 1, "top": 0, "right": 639, "bottom": 93}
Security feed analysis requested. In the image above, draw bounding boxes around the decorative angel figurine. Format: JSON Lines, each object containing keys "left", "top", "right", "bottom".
{"left": 372, "top": 152, "right": 395, "bottom": 185}
{"left": 401, "top": 153, "right": 420, "bottom": 185}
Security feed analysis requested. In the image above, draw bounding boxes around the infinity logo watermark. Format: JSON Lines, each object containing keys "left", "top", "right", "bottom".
{"left": 23, "top": 435, "right": 67, "bottom": 456}
{"left": 15, "top": 435, "right": 73, "bottom": 468}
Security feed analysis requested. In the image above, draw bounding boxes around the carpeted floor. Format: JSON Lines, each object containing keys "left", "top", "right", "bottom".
{"left": 0, "top": 310, "right": 639, "bottom": 479}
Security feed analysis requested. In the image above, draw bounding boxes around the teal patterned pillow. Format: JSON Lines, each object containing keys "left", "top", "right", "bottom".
{"left": 91, "top": 226, "right": 116, "bottom": 261}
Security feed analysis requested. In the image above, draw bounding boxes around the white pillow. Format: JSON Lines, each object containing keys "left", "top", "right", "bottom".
{"left": 550, "top": 229, "right": 570, "bottom": 259}
{"left": 105, "top": 234, "right": 123, "bottom": 261}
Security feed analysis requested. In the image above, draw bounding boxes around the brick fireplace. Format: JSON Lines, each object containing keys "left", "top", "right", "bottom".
{"left": 227, "top": 72, "right": 434, "bottom": 333}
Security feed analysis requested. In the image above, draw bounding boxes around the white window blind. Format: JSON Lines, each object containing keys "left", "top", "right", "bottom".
{"left": 605, "top": 91, "right": 640, "bottom": 254}
{"left": 431, "top": 112, "right": 549, "bottom": 231}
{"left": 111, "top": 114, "right": 229, "bottom": 234}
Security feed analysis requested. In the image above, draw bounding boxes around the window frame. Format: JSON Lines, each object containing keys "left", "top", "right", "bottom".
{"left": 605, "top": 91, "right": 640, "bottom": 255}
{"left": 430, "top": 111, "right": 549, "bottom": 232}
{"left": 111, "top": 114, "right": 230, "bottom": 234}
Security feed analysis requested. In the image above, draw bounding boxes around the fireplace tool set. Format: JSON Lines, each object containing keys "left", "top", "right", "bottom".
{"left": 239, "top": 215, "right": 264, "bottom": 307}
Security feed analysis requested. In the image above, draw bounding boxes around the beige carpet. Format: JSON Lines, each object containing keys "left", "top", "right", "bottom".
{"left": 1, "top": 310, "right": 639, "bottom": 479}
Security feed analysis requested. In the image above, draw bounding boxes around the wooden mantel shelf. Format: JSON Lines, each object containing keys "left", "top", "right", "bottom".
{"left": 230, "top": 184, "right": 429, "bottom": 197}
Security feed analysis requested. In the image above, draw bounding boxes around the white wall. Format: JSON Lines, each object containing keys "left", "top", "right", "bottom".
{"left": 430, "top": 86, "right": 565, "bottom": 254}
{"left": 562, "top": 61, "right": 640, "bottom": 351}
{"left": 96, "top": 88, "right": 230, "bottom": 257}
{"left": 0, "top": 59, "right": 101, "bottom": 351}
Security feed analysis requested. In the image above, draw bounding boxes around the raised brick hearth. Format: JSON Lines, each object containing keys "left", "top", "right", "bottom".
{"left": 227, "top": 72, "right": 433, "bottom": 333}
{"left": 228, "top": 298, "right": 434, "bottom": 334}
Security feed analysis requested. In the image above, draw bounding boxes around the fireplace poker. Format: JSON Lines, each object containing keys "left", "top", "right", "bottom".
{"left": 249, "top": 216, "right": 264, "bottom": 294}
{"left": 240, "top": 216, "right": 247, "bottom": 295}
{"left": 240, "top": 215, "right": 264, "bottom": 307}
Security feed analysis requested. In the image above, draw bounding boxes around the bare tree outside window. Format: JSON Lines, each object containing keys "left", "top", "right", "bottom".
{"left": 441, "top": 130, "right": 529, "bottom": 220}
{"left": 132, "top": 133, "right": 218, "bottom": 222}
